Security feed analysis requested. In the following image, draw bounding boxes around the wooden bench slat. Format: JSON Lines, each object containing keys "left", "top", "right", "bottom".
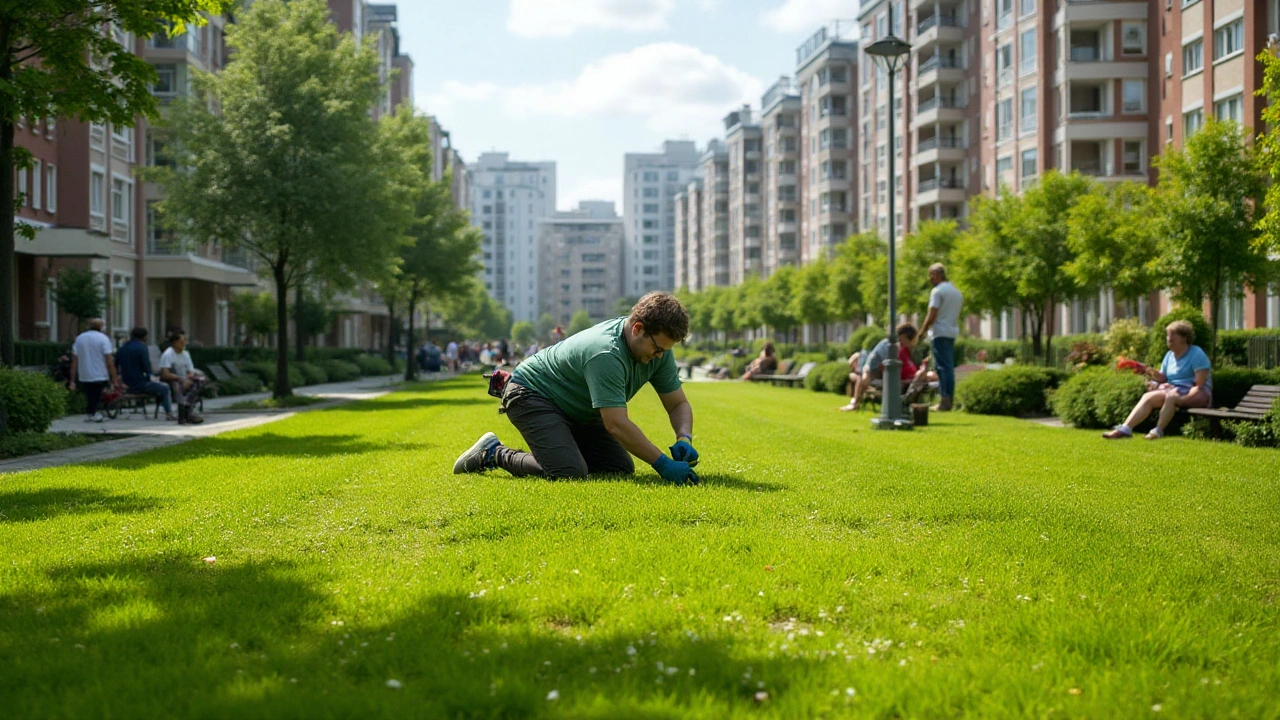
{"left": 1188, "top": 408, "right": 1265, "bottom": 420}
{"left": 1235, "top": 400, "right": 1276, "bottom": 410}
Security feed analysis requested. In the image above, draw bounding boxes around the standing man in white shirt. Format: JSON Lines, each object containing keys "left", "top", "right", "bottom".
{"left": 159, "top": 330, "right": 206, "bottom": 425}
{"left": 69, "top": 318, "right": 119, "bottom": 423}
{"left": 917, "top": 263, "right": 964, "bottom": 411}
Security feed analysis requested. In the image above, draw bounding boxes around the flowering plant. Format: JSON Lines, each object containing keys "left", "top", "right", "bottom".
{"left": 1115, "top": 356, "right": 1150, "bottom": 376}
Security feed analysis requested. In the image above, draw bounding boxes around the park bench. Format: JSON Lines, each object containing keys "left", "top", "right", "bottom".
{"left": 222, "top": 361, "right": 244, "bottom": 377}
{"left": 205, "top": 363, "right": 234, "bottom": 383}
{"left": 749, "top": 359, "right": 797, "bottom": 383}
{"left": 675, "top": 361, "right": 695, "bottom": 380}
{"left": 1187, "top": 384, "right": 1280, "bottom": 438}
{"left": 107, "top": 390, "right": 161, "bottom": 420}
{"left": 759, "top": 361, "right": 817, "bottom": 388}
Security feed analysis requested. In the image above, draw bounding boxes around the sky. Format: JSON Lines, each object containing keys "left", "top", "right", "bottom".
{"left": 396, "top": 0, "right": 862, "bottom": 212}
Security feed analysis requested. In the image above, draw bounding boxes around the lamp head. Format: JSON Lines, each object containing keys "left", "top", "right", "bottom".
{"left": 866, "top": 36, "right": 912, "bottom": 72}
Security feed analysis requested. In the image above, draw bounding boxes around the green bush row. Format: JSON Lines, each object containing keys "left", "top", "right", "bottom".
{"left": 955, "top": 366, "right": 1067, "bottom": 416}
{"left": 1050, "top": 368, "right": 1149, "bottom": 429}
{"left": 0, "top": 367, "right": 67, "bottom": 435}
{"left": 805, "top": 361, "right": 852, "bottom": 395}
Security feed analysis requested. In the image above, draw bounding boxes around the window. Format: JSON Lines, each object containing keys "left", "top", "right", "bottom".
{"left": 112, "top": 177, "right": 132, "bottom": 226}
{"left": 16, "top": 165, "right": 27, "bottom": 206}
{"left": 111, "top": 123, "right": 132, "bottom": 146}
{"left": 643, "top": 171, "right": 659, "bottom": 182}
{"left": 1020, "top": 0, "right": 1035, "bottom": 15}
{"left": 642, "top": 187, "right": 659, "bottom": 198}
{"left": 996, "top": 98, "right": 1013, "bottom": 142}
{"left": 111, "top": 274, "right": 132, "bottom": 331}
{"left": 153, "top": 64, "right": 177, "bottom": 95}
{"left": 1021, "top": 148, "right": 1038, "bottom": 178}
{"left": 1184, "top": 109, "right": 1204, "bottom": 137}
{"left": 642, "top": 203, "right": 659, "bottom": 213}
{"left": 90, "top": 170, "right": 105, "bottom": 216}
{"left": 1020, "top": 29, "right": 1036, "bottom": 74}
{"left": 1020, "top": 87, "right": 1037, "bottom": 133}
{"left": 45, "top": 164, "right": 56, "bottom": 212}
{"left": 996, "top": 43, "right": 1013, "bottom": 85}
{"left": 667, "top": 170, "right": 679, "bottom": 181}
{"left": 1123, "top": 141, "right": 1144, "bottom": 174}
{"left": 1214, "top": 19, "right": 1243, "bottom": 61}
{"left": 1121, "top": 22, "right": 1146, "bottom": 55}
{"left": 1215, "top": 94, "right": 1243, "bottom": 123}
{"left": 1122, "top": 79, "right": 1145, "bottom": 113}
{"left": 1182, "top": 39, "right": 1203, "bottom": 75}
{"left": 32, "top": 161, "right": 41, "bottom": 210}
{"left": 996, "top": 156, "right": 1013, "bottom": 175}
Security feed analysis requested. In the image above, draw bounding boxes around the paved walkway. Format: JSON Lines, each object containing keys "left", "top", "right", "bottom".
{"left": 0, "top": 374, "right": 437, "bottom": 476}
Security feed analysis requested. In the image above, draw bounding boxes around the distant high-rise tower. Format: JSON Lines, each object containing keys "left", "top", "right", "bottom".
{"left": 470, "top": 153, "right": 557, "bottom": 323}
{"left": 622, "top": 140, "right": 702, "bottom": 295}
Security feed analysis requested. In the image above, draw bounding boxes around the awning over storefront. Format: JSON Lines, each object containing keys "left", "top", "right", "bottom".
{"left": 147, "top": 254, "right": 260, "bottom": 286}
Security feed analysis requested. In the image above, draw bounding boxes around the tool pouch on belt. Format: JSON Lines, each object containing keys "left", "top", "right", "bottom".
{"left": 483, "top": 369, "right": 511, "bottom": 399}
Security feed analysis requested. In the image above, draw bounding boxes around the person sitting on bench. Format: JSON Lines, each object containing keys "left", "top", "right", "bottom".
{"left": 741, "top": 341, "right": 779, "bottom": 381}
{"left": 116, "top": 327, "right": 176, "bottom": 421}
{"left": 159, "top": 330, "right": 206, "bottom": 425}
{"left": 840, "top": 324, "right": 932, "bottom": 412}
{"left": 1103, "top": 320, "right": 1212, "bottom": 440}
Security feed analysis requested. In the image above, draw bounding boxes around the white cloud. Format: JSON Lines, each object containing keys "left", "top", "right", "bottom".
{"left": 423, "top": 80, "right": 499, "bottom": 114}
{"left": 561, "top": 176, "right": 623, "bottom": 210}
{"left": 758, "top": 0, "right": 858, "bottom": 34}
{"left": 502, "top": 43, "right": 764, "bottom": 135}
{"left": 507, "top": 0, "right": 677, "bottom": 39}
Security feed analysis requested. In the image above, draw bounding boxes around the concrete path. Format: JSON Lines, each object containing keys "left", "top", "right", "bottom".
{"left": 0, "top": 374, "right": 441, "bottom": 476}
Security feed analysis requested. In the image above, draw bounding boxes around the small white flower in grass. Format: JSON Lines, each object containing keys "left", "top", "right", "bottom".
{"left": 386, "top": 679, "right": 402, "bottom": 689}
{"left": 626, "top": 645, "right": 637, "bottom": 656}
{"left": 546, "top": 690, "right": 560, "bottom": 701}
{"left": 1152, "top": 704, "right": 1162, "bottom": 712}
{"left": 289, "top": 678, "right": 297, "bottom": 684}
{"left": 229, "top": 643, "right": 239, "bottom": 649}
{"left": 589, "top": 667, "right": 597, "bottom": 674}
{"left": 846, "top": 687, "right": 856, "bottom": 696}
{"left": 689, "top": 668, "right": 696, "bottom": 676}
{"left": 203, "top": 557, "right": 216, "bottom": 564}
{"left": 753, "top": 690, "right": 769, "bottom": 703}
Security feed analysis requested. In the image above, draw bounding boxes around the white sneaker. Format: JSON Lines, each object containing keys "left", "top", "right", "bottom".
{"left": 91, "top": 411, "right": 105, "bottom": 423}
{"left": 453, "top": 432, "right": 501, "bottom": 474}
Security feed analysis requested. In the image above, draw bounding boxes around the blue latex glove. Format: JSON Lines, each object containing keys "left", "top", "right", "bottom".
{"left": 669, "top": 439, "right": 699, "bottom": 466}
{"left": 652, "top": 454, "right": 699, "bottom": 485}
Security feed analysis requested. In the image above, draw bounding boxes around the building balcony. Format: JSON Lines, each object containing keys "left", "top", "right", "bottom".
{"left": 917, "top": 55, "right": 964, "bottom": 89}
{"left": 1060, "top": 0, "right": 1148, "bottom": 25}
{"left": 913, "top": 96, "right": 966, "bottom": 126}
{"left": 915, "top": 15, "right": 963, "bottom": 48}
{"left": 916, "top": 177, "right": 967, "bottom": 206}
{"left": 913, "top": 136, "right": 966, "bottom": 166}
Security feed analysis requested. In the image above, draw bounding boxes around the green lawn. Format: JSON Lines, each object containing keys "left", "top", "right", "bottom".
{"left": 2, "top": 377, "right": 1277, "bottom": 718}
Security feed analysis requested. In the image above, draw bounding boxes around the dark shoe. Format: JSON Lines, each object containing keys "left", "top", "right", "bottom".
{"left": 186, "top": 411, "right": 204, "bottom": 425}
{"left": 177, "top": 406, "right": 188, "bottom": 425}
{"left": 453, "top": 432, "right": 500, "bottom": 474}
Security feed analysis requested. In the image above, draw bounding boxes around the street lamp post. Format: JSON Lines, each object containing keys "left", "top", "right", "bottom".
{"left": 866, "top": 28, "right": 913, "bottom": 431}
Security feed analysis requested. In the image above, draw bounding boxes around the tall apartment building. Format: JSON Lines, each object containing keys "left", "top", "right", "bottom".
{"left": 698, "top": 140, "right": 731, "bottom": 288}
{"left": 471, "top": 152, "right": 557, "bottom": 323}
{"left": 673, "top": 179, "right": 703, "bottom": 291}
{"left": 909, "top": 0, "right": 976, "bottom": 225}
{"left": 622, "top": 140, "right": 702, "bottom": 295}
{"left": 761, "top": 77, "right": 803, "bottom": 274}
{"left": 724, "top": 107, "right": 765, "bottom": 283}
{"left": 537, "top": 201, "right": 625, "bottom": 325}
{"left": 795, "top": 23, "right": 860, "bottom": 262}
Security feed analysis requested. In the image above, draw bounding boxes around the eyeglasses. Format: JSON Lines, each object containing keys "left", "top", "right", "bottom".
{"left": 644, "top": 333, "right": 667, "bottom": 357}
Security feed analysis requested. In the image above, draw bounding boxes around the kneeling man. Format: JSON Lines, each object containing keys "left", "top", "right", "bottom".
{"left": 454, "top": 292, "right": 700, "bottom": 484}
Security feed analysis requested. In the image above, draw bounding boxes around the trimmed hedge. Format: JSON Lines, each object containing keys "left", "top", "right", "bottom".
{"left": 295, "top": 362, "right": 330, "bottom": 386}
{"left": 1217, "top": 329, "right": 1280, "bottom": 368}
{"left": 805, "top": 361, "right": 852, "bottom": 394}
{"left": 242, "top": 361, "right": 305, "bottom": 392}
{"left": 1146, "top": 308, "right": 1213, "bottom": 368}
{"left": 321, "top": 359, "right": 361, "bottom": 383}
{"left": 1050, "top": 367, "right": 1148, "bottom": 429}
{"left": 13, "top": 341, "right": 69, "bottom": 367}
{"left": 215, "top": 374, "right": 265, "bottom": 396}
{"left": 955, "top": 338, "right": 1020, "bottom": 364}
{"left": 0, "top": 367, "right": 67, "bottom": 435}
{"left": 1212, "top": 368, "right": 1280, "bottom": 409}
{"left": 354, "top": 354, "right": 393, "bottom": 376}
{"left": 956, "top": 366, "right": 1065, "bottom": 416}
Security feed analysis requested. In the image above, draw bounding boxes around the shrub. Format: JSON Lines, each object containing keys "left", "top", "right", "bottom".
{"left": 242, "top": 361, "right": 305, "bottom": 392}
{"left": 1225, "top": 419, "right": 1277, "bottom": 448}
{"left": 1212, "top": 368, "right": 1280, "bottom": 409}
{"left": 295, "top": 362, "right": 329, "bottom": 386}
{"left": 956, "top": 366, "right": 1062, "bottom": 416}
{"left": 846, "top": 326, "right": 884, "bottom": 356}
{"left": 1146, "top": 307, "right": 1213, "bottom": 367}
{"left": 1216, "top": 329, "right": 1280, "bottom": 368}
{"left": 0, "top": 367, "right": 67, "bottom": 435}
{"left": 321, "top": 359, "right": 361, "bottom": 383}
{"left": 0, "top": 432, "right": 95, "bottom": 459}
{"left": 216, "top": 374, "right": 265, "bottom": 396}
{"left": 1066, "top": 341, "right": 1109, "bottom": 370}
{"left": 1051, "top": 367, "right": 1148, "bottom": 429}
{"left": 955, "top": 338, "right": 1020, "bottom": 364}
{"left": 1105, "top": 318, "right": 1149, "bottom": 363}
{"left": 65, "top": 388, "right": 87, "bottom": 416}
{"left": 806, "top": 361, "right": 851, "bottom": 395}
{"left": 354, "top": 354, "right": 393, "bottom": 376}
{"left": 1181, "top": 416, "right": 1213, "bottom": 441}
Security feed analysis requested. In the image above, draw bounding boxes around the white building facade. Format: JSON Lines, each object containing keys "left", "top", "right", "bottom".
{"left": 622, "top": 140, "right": 702, "bottom": 296}
{"left": 470, "top": 152, "right": 557, "bottom": 323}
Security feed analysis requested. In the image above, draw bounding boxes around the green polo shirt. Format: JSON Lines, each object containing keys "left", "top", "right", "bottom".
{"left": 511, "top": 316, "right": 682, "bottom": 424}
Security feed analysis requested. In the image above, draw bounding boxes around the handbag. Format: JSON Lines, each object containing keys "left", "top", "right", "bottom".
{"left": 483, "top": 369, "right": 511, "bottom": 398}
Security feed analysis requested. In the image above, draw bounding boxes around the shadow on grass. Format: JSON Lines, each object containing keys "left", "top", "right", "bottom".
{"left": 517, "top": 472, "right": 786, "bottom": 493}
{"left": 103, "top": 433, "right": 430, "bottom": 470}
{"left": 0, "top": 487, "right": 160, "bottom": 523}
{"left": 337, "top": 396, "right": 493, "bottom": 412}
{"left": 1, "top": 556, "right": 820, "bottom": 717}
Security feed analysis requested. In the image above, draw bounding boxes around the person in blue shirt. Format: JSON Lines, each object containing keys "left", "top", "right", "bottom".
{"left": 115, "top": 327, "right": 176, "bottom": 421}
{"left": 1104, "top": 320, "right": 1212, "bottom": 440}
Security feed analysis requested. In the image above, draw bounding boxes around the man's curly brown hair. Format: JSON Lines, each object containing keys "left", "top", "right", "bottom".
{"left": 628, "top": 292, "right": 689, "bottom": 343}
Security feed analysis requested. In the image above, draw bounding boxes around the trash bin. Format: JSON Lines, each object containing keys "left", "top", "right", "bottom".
{"left": 911, "top": 403, "right": 929, "bottom": 427}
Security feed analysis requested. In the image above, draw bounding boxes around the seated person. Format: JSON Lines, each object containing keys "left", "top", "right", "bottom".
{"left": 741, "top": 342, "right": 780, "bottom": 381}
{"left": 840, "top": 324, "right": 932, "bottom": 412}
{"left": 159, "top": 330, "right": 206, "bottom": 425}
{"left": 1103, "top": 320, "right": 1212, "bottom": 440}
{"left": 115, "top": 327, "right": 177, "bottom": 421}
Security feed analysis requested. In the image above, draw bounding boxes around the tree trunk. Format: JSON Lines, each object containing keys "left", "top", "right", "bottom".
{"left": 403, "top": 288, "right": 418, "bottom": 381}
{"left": 294, "top": 282, "right": 305, "bottom": 362}
{"left": 0, "top": 118, "right": 14, "bottom": 367}
{"left": 1043, "top": 298, "right": 1055, "bottom": 366}
{"left": 384, "top": 299, "right": 396, "bottom": 366}
{"left": 273, "top": 263, "right": 292, "bottom": 398}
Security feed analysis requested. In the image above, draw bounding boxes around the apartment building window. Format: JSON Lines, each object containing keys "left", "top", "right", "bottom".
{"left": 642, "top": 234, "right": 659, "bottom": 244}
{"left": 642, "top": 187, "right": 659, "bottom": 198}
{"left": 1213, "top": 19, "right": 1244, "bottom": 61}
{"left": 876, "top": 179, "right": 887, "bottom": 203}
{"left": 16, "top": 165, "right": 27, "bottom": 206}
{"left": 876, "top": 144, "right": 887, "bottom": 168}
{"left": 1020, "top": 30, "right": 1036, "bottom": 74}
{"left": 1021, "top": 148, "right": 1038, "bottom": 178}
{"left": 111, "top": 274, "right": 133, "bottom": 331}
{"left": 1121, "top": 22, "right": 1146, "bottom": 55}
{"left": 111, "top": 123, "right": 132, "bottom": 147}
{"left": 1019, "top": 0, "right": 1035, "bottom": 15}
{"left": 667, "top": 170, "right": 679, "bottom": 181}
{"left": 1123, "top": 141, "right": 1144, "bottom": 174}
{"left": 778, "top": 159, "right": 797, "bottom": 175}
{"left": 32, "top": 161, "right": 41, "bottom": 210}
{"left": 642, "top": 203, "right": 659, "bottom": 213}
{"left": 1184, "top": 109, "right": 1204, "bottom": 137}
{"left": 997, "top": 0, "right": 1013, "bottom": 27}
{"left": 1183, "top": 38, "right": 1204, "bottom": 75}
{"left": 996, "top": 156, "right": 1013, "bottom": 176}
{"left": 820, "top": 95, "right": 847, "bottom": 116}
{"left": 996, "top": 98, "right": 1013, "bottom": 142}
{"left": 1122, "top": 80, "right": 1146, "bottom": 113}
{"left": 1215, "top": 94, "right": 1243, "bottom": 123}
{"left": 778, "top": 185, "right": 798, "bottom": 202}
{"left": 782, "top": 136, "right": 798, "bottom": 152}
{"left": 643, "top": 171, "right": 658, "bottom": 182}
{"left": 90, "top": 169, "right": 105, "bottom": 216}
{"left": 153, "top": 64, "right": 177, "bottom": 95}
{"left": 641, "top": 250, "right": 660, "bottom": 261}
{"left": 876, "top": 13, "right": 887, "bottom": 39}
{"left": 642, "top": 219, "right": 658, "bottom": 230}
{"left": 875, "top": 104, "right": 886, "bottom": 130}
{"left": 1020, "top": 87, "right": 1037, "bottom": 133}
{"left": 745, "top": 160, "right": 760, "bottom": 175}
{"left": 996, "top": 43, "right": 1013, "bottom": 86}
{"left": 45, "top": 164, "right": 56, "bottom": 212}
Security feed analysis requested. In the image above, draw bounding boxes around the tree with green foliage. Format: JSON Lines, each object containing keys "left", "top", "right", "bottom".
{"left": 294, "top": 293, "right": 333, "bottom": 348}
{"left": 829, "top": 233, "right": 886, "bottom": 326}
{"left": 1154, "top": 119, "right": 1272, "bottom": 358}
{"left": 155, "top": 0, "right": 400, "bottom": 396}
{"left": 613, "top": 296, "right": 640, "bottom": 317}
{"left": 229, "top": 292, "right": 277, "bottom": 346}
{"left": 567, "top": 310, "right": 593, "bottom": 336}
{"left": 52, "top": 267, "right": 104, "bottom": 332}
{"left": 790, "top": 259, "right": 835, "bottom": 345}
{"left": 679, "top": 286, "right": 714, "bottom": 341}
{"left": 898, "top": 220, "right": 960, "bottom": 319}
{"left": 754, "top": 266, "right": 798, "bottom": 342}
{"left": 511, "top": 321, "right": 536, "bottom": 348}
{"left": 1064, "top": 181, "right": 1159, "bottom": 319}
{"left": 0, "top": 0, "right": 232, "bottom": 366}
{"left": 536, "top": 313, "right": 557, "bottom": 343}
{"left": 734, "top": 274, "right": 764, "bottom": 336}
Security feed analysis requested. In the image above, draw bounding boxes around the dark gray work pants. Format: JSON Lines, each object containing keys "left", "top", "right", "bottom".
{"left": 495, "top": 383, "right": 634, "bottom": 479}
